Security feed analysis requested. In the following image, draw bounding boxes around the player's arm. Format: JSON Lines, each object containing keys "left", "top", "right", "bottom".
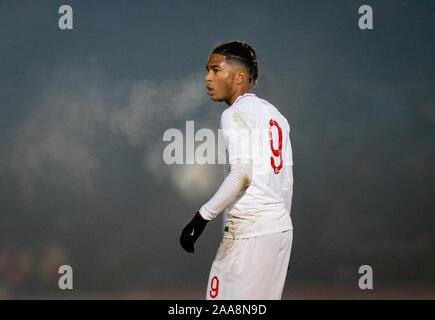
{"left": 179, "top": 159, "right": 252, "bottom": 253}
{"left": 199, "top": 158, "right": 252, "bottom": 220}
{"left": 180, "top": 109, "right": 252, "bottom": 253}
{"left": 200, "top": 108, "right": 253, "bottom": 220}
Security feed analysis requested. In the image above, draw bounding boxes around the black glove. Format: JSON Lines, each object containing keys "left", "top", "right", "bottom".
{"left": 180, "top": 212, "right": 209, "bottom": 253}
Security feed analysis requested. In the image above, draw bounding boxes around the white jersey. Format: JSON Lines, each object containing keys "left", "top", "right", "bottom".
{"left": 219, "top": 93, "right": 293, "bottom": 239}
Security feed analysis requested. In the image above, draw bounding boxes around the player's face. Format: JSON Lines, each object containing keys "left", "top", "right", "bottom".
{"left": 205, "top": 53, "right": 236, "bottom": 104}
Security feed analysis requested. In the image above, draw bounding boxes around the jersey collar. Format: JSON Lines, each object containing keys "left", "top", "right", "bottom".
{"left": 232, "top": 93, "right": 256, "bottom": 105}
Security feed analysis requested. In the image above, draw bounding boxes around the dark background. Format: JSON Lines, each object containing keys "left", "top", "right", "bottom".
{"left": 0, "top": 0, "right": 433, "bottom": 298}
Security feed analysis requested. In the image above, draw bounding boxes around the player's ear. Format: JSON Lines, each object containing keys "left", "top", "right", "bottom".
{"left": 235, "top": 69, "right": 247, "bottom": 85}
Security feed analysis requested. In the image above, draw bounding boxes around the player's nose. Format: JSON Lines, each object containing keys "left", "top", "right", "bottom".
{"left": 204, "top": 71, "right": 212, "bottom": 82}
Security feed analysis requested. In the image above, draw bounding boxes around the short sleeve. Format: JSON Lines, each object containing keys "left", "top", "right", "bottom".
{"left": 220, "top": 108, "right": 252, "bottom": 164}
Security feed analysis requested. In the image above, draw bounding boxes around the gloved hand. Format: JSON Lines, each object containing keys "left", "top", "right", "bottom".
{"left": 180, "top": 212, "right": 209, "bottom": 253}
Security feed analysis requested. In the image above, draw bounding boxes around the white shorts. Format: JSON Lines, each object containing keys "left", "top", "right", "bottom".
{"left": 205, "top": 230, "right": 293, "bottom": 300}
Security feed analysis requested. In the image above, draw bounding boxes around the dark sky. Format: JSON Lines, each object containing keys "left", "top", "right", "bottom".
{"left": 0, "top": 0, "right": 434, "bottom": 295}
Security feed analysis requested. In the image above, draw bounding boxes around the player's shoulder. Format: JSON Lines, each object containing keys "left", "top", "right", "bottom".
{"left": 221, "top": 93, "right": 290, "bottom": 130}
{"left": 225, "top": 94, "right": 263, "bottom": 122}
{"left": 220, "top": 94, "right": 255, "bottom": 119}
{"left": 219, "top": 105, "right": 237, "bottom": 130}
{"left": 257, "top": 97, "right": 291, "bottom": 131}
{"left": 235, "top": 93, "right": 281, "bottom": 116}
{"left": 220, "top": 94, "right": 258, "bottom": 129}
{"left": 233, "top": 93, "right": 263, "bottom": 110}
{"left": 220, "top": 105, "right": 234, "bottom": 123}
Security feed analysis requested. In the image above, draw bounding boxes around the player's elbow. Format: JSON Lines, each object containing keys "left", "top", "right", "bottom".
{"left": 240, "top": 174, "right": 251, "bottom": 191}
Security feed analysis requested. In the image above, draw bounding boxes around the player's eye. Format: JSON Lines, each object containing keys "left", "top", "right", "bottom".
{"left": 213, "top": 69, "right": 219, "bottom": 74}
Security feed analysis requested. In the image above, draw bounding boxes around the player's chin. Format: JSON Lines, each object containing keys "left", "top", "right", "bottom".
{"left": 208, "top": 93, "right": 221, "bottom": 101}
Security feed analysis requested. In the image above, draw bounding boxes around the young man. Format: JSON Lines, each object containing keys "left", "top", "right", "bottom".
{"left": 180, "top": 41, "right": 294, "bottom": 300}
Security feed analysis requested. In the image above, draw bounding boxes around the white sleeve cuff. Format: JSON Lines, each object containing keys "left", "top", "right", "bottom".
{"left": 199, "top": 204, "right": 215, "bottom": 221}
